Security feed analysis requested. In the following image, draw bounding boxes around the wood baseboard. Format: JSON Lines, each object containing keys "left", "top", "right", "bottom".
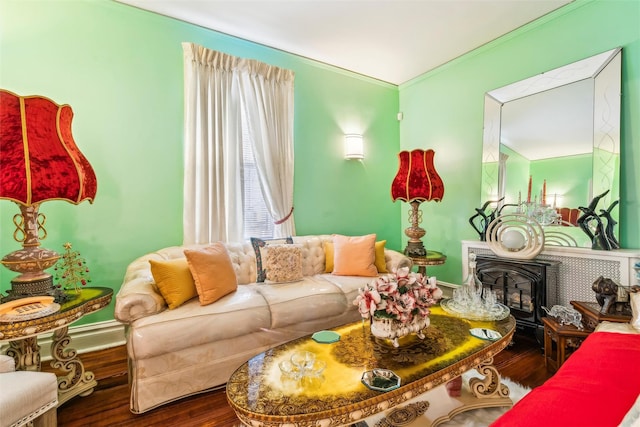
{"left": 0, "top": 320, "right": 126, "bottom": 361}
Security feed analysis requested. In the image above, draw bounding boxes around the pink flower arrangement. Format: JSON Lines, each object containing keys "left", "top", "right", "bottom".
{"left": 354, "top": 267, "right": 443, "bottom": 324}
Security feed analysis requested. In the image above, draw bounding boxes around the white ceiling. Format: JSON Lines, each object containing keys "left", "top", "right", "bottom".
{"left": 115, "top": 0, "right": 572, "bottom": 85}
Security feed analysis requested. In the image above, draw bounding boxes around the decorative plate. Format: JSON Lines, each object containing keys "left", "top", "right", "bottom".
{"left": 470, "top": 328, "right": 502, "bottom": 341}
{"left": 361, "top": 369, "right": 401, "bottom": 392}
{"left": 312, "top": 330, "right": 340, "bottom": 344}
{"left": 0, "top": 296, "right": 61, "bottom": 322}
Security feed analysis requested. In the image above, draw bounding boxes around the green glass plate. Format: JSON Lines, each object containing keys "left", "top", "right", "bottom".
{"left": 312, "top": 330, "right": 341, "bottom": 344}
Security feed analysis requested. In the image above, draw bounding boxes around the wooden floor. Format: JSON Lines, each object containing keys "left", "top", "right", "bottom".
{"left": 49, "top": 331, "right": 552, "bottom": 427}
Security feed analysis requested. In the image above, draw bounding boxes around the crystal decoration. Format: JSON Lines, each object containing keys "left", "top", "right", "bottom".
{"left": 441, "top": 253, "right": 510, "bottom": 321}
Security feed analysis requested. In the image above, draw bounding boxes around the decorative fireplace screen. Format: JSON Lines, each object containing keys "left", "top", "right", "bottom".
{"left": 475, "top": 255, "right": 560, "bottom": 331}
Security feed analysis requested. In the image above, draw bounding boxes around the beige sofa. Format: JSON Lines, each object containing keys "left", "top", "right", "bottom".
{"left": 114, "top": 235, "right": 408, "bottom": 414}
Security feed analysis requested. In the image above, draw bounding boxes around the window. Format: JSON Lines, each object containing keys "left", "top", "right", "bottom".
{"left": 242, "top": 122, "right": 274, "bottom": 240}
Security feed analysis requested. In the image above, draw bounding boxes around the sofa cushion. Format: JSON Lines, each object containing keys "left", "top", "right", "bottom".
{"left": 320, "top": 273, "right": 377, "bottom": 306}
{"left": 332, "top": 234, "right": 378, "bottom": 277}
{"left": 128, "top": 284, "right": 271, "bottom": 359}
{"left": 149, "top": 258, "right": 197, "bottom": 309}
{"left": 254, "top": 276, "right": 349, "bottom": 328}
{"left": 265, "top": 244, "right": 303, "bottom": 283}
{"left": 250, "top": 237, "right": 294, "bottom": 282}
{"left": 184, "top": 243, "right": 238, "bottom": 305}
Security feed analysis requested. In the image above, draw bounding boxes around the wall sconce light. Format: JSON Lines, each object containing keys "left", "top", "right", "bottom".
{"left": 344, "top": 134, "right": 364, "bottom": 160}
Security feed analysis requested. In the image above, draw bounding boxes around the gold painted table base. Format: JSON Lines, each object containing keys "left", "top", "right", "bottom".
{"left": 364, "top": 358, "right": 512, "bottom": 427}
{"left": 5, "top": 325, "right": 97, "bottom": 405}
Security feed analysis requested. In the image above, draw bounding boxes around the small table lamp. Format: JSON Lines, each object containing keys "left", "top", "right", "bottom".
{"left": 0, "top": 89, "right": 97, "bottom": 301}
{"left": 391, "top": 149, "right": 444, "bottom": 257}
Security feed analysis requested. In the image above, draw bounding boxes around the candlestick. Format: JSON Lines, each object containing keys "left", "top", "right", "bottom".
{"left": 542, "top": 180, "right": 547, "bottom": 205}
{"left": 527, "top": 175, "right": 532, "bottom": 203}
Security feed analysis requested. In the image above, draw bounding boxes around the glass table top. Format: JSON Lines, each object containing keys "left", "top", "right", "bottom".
{"left": 226, "top": 305, "right": 515, "bottom": 423}
{"left": 0, "top": 287, "right": 113, "bottom": 341}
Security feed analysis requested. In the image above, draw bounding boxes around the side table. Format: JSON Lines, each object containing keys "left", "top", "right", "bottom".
{"left": 570, "top": 300, "right": 631, "bottom": 331}
{"left": 0, "top": 287, "right": 113, "bottom": 405}
{"left": 410, "top": 250, "right": 446, "bottom": 276}
{"left": 542, "top": 316, "right": 590, "bottom": 372}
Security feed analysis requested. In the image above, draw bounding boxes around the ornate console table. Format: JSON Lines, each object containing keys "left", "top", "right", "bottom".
{"left": 0, "top": 287, "right": 113, "bottom": 405}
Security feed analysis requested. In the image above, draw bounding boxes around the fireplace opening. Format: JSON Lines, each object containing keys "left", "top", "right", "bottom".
{"left": 475, "top": 255, "right": 560, "bottom": 338}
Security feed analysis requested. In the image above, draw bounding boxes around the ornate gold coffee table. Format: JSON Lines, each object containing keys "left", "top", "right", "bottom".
{"left": 227, "top": 306, "right": 516, "bottom": 427}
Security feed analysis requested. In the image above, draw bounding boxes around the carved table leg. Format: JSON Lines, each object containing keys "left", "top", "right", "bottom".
{"left": 50, "top": 326, "right": 97, "bottom": 405}
{"left": 5, "top": 337, "right": 41, "bottom": 371}
{"left": 468, "top": 356, "right": 510, "bottom": 399}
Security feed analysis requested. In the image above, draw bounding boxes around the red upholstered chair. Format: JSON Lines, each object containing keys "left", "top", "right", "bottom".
{"left": 558, "top": 207, "right": 581, "bottom": 226}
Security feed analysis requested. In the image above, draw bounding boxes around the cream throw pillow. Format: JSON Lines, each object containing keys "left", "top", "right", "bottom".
{"left": 331, "top": 234, "right": 378, "bottom": 277}
{"left": 184, "top": 243, "right": 238, "bottom": 306}
{"left": 149, "top": 258, "right": 197, "bottom": 309}
{"left": 265, "top": 244, "right": 303, "bottom": 283}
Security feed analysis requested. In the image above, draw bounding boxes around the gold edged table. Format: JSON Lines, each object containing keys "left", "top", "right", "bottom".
{"left": 0, "top": 287, "right": 113, "bottom": 405}
{"left": 227, "top": 306, "right": 516, "bottom": 427}
{"left": 410, "top": 251, "right": 447, "bottom": 276}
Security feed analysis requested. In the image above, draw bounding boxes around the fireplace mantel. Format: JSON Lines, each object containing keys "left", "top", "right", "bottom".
{"left": 461, "top": 241, "right": 640, "bottom": 307}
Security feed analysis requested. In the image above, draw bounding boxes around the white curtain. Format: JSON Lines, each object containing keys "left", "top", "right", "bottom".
{"left": 182, "top": 43, "right": 243, "bottom": 244}
{"left": 182, "top": 42, "right": 295, "bottom": 244}
{"left": 238, "top": 61, "right": 296, "bottom": 237}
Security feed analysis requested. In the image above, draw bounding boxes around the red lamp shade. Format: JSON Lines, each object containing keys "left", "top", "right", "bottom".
{"left": 391, "top": 149, "right": 444, "bottom": 203}
{"left": 0, "top": 89, "right": 97, "bottom": 206}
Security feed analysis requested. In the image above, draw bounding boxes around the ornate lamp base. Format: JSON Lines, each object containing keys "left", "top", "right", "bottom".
{"left": 1, "top": 203, "right": 67, "bottom": 303}
{"left": 404, "top": 200, "right": 428, "bottom": 257}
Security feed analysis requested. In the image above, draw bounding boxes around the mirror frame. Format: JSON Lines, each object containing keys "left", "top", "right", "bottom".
{"left": 481, "top": 48, "right": 622, "bottom": 244}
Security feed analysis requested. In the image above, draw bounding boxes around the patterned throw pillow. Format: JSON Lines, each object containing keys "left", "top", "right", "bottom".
{"left": 264, "top": 244, "right": 303, "bottom": 283}
{"left": 250, "top": 237, "right": 294, "bottom": 282}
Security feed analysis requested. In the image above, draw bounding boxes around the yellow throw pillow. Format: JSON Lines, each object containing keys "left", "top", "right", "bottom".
{"left": 323, "top": 241, "right": 335, "bottom": 273}
{"left": 374, "top": 240, "right": 388, "bottom": 273}
{"left": 324, "top": 239, "right": 387, "bottom": 273}
{"left": 331, "top": 234, "right": 378, "bottom": 277}
{"left": 184, "top": 242, "right": 238, "bottom": 306}
{"left": 149, "top": 258, "right": 197, "bottom": 309}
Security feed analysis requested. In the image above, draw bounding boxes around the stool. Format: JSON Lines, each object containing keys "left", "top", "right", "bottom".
{"left": 542, "top": 316, "right": 591, "bottom": 372}
{"left": 0, "top": 355, "right": 58, "bottom": 427}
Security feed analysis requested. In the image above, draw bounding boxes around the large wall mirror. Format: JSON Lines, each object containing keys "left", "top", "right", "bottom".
{"left": 481, "top": 48, "right": 622, "bottom": 247}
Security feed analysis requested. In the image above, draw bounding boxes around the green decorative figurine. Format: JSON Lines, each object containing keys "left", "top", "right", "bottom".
{"left": 54, "top": 242, "right": 91, "bottom": 293}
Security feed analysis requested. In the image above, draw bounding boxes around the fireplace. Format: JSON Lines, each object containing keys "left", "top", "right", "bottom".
{"left": 475, "top": 255, "right": 560, "bottom": 332}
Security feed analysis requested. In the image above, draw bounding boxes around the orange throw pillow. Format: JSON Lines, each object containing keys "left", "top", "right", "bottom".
{"left": 324, "top": 239, "right": 387, "bottom": 273}
{"left": 331, "top": 234, "right": 378, "bottom": 277}
{"left": 184, "top": 242, "right": 238, "bottom": 306}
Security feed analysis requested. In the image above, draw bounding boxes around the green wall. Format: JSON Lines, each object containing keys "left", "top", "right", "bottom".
{"left": 399, "top": 0, "right": 640, "bottom": 284}
{"left": 1, "top": 0, "right": 639, "bottom": 327}
{"left": 531, "top": 154, "right": 593, "bottom": 209}
{"left": 0, "top": 0, "right": 401, "bottom": 324}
